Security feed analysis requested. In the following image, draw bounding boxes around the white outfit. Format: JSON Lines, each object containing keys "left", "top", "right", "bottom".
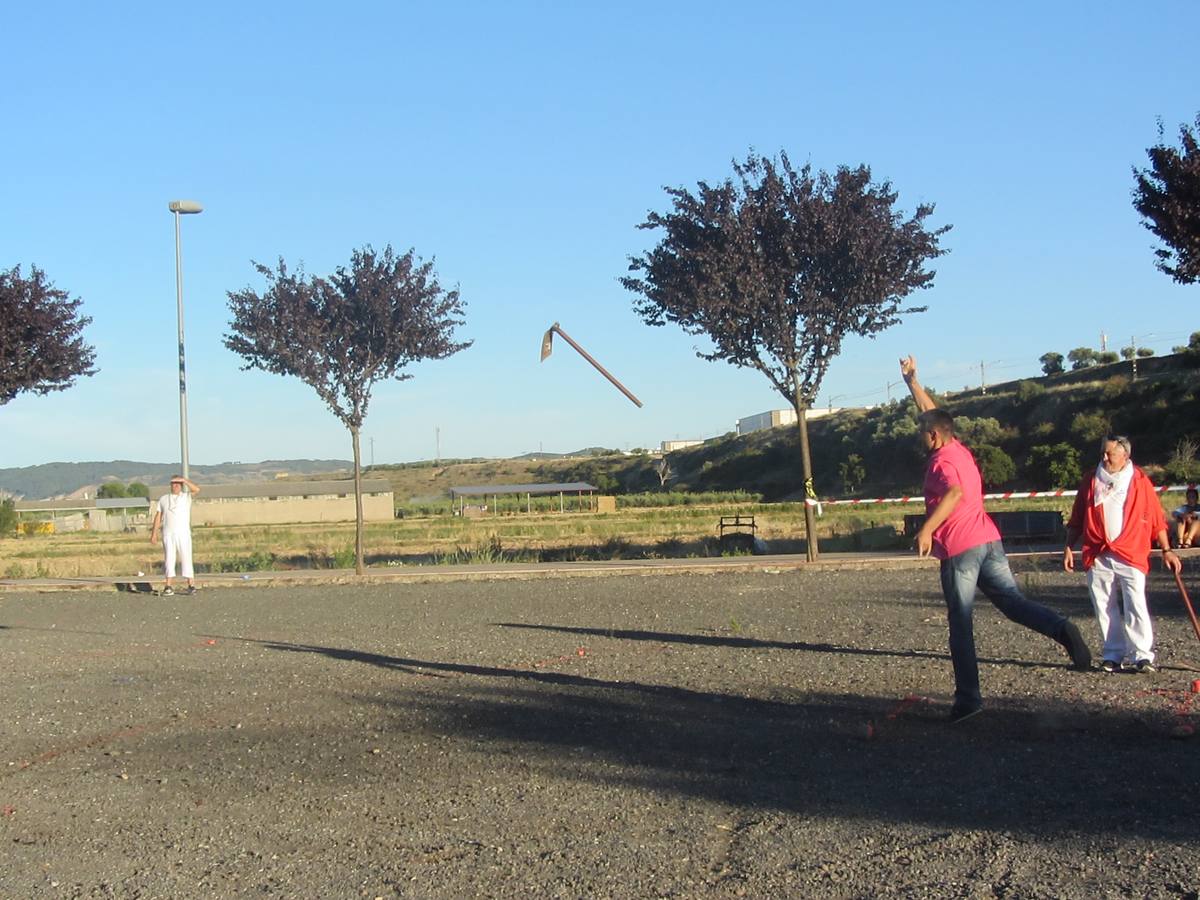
{"left": 1087, "top": 553, "right": 1155, "bottom": 665}
{"left": 158, "top": 491, "right": 194, "bottom": 580}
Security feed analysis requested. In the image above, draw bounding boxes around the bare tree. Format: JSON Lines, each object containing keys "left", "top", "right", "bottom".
{"left": 0, "top": 265, "right": 96, "bottom": 405}
{"left": 655, "top": 456, "right": 672, "bottom": 488}
{"left": 622, "top": 150, "right": 949, "bottom": 559}
{"left": 1133, "top": 113, "right": 1200, "bottom": 284}
{"left": 225, "top": 245, "right": 470, "bottom": 574}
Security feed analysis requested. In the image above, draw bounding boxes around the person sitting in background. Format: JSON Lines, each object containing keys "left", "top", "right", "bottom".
{"left": 1172, "top": 486, "right": 1200, "bottom": 548}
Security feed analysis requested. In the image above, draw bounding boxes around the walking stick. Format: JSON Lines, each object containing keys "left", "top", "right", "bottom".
{"left": 1171, "top": 568, "right": 1200, "bottom": 645}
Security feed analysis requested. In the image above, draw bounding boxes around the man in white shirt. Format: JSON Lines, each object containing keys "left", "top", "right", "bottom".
{"left": 150, "top": 476, "right": 200, "bottom": 595}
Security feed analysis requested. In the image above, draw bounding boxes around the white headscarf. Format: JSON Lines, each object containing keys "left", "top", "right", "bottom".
{"left": 1093, "top": 461, "right": 1133, "bottom": 541}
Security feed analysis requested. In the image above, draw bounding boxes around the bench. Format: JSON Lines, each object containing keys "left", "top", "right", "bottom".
{"left": 718, "top": 515, "right": 758, "bottom": 552}
{"left": 903, "top": 510, "right": 1064, "bottom": 545}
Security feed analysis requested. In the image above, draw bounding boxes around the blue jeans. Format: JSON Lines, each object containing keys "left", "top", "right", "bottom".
{"left": 939, "top": 541, "right": 1066, "bottom": 710}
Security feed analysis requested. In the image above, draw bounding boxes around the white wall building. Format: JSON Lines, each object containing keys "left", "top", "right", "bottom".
{"left": 736, "top": 407, "right": 842, "bottom": 435}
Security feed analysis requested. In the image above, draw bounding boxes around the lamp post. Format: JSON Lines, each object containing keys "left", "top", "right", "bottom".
{"left": 168, "top": 200, "right": 203, "bottom": 481}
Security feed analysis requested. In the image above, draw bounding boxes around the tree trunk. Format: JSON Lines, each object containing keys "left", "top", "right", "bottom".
{"left": 794, "top": 391, "right": 819, "bottom": 562}
{"left": 351, "top": 425, "right": 365, "bottom": 576}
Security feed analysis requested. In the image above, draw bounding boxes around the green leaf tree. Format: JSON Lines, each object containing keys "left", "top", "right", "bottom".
{"left": 973, "top": 444, "right": 1016, "bottom": 489}
{"left": 1067, "top": 347, "right": 1098, "bottom": 370}
{"left": 225, "top": 245, "right": 471, "bottom": 574}
{"left": 1039, "top": 352, "right": 1064, "bottom": 375}
{"left": 1026, "top": 443, "right": 1082, "bottom": 491}
{"left": 622, "top": 149, "right": 949, "bottom": 559}
{"left": 96, "top": 482, "right": 127, "bottom": 499}
{"left": 0, "top": 498, "right": 16, "bottom": 537}
{"left": 838, "top": 453, "right": 866, "bottom": 495}
{"left": 0, "top": 265, "right": 97, "bottom": 405}
{"left": 1132, "top": 113, "right": 1200, "bottom": 284}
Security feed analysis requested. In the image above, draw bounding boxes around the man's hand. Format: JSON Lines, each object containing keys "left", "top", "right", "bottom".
{"left": 900, "top": 355, "right": 917, "bottom": 382}
{"left": 150, "top": 531, "right": 159, "bottom": 545}
{"left": 915, "top": 527, "right": 934, "bottom": 558}
{"left": 1163, "top": 549, "right": 1182, "bottom": 574}
{"left": 1063, "top": 547, "right": 1075, "bottom": 572}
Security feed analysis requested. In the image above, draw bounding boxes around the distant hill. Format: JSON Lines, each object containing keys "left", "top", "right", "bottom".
{"left": 0, "top": 459, "right": 353, "bottom": 500}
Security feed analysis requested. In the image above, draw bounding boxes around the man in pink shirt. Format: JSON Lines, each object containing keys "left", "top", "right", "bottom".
{"left": 901, "top": 356, "right": 1091, "bottom": 722}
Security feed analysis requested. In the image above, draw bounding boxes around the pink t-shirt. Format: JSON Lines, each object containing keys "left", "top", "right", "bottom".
{"left": 924, "top": 439, "right": 1000, "bottom": 559}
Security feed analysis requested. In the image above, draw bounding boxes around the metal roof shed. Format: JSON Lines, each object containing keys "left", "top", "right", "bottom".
{"left": 448, "top": 482, "right": 598, "bottom": 515}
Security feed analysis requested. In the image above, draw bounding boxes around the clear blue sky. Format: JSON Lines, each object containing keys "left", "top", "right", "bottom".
{"left": 3, "top": 2, "right": 1197, "bottom": 469}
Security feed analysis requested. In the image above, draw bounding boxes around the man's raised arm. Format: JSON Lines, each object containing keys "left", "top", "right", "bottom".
{"left": 900, "top": 355, "right": 937, "bottom": 413}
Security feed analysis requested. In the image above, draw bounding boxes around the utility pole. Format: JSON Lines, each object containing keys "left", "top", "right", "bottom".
{"left": 980, "top": 360, "right": 987, "bottom": 395}
{"left": 1100, "top": 331, "right": 1108, "bottom": 352}
{"left": 435, "top": 426, "right": 441, "bottom": 464}
{"left": 1131, "top": 335, "right": 1138, "bottom": 381}
{"left": 370, "top": 437, "right": 375, "bottom": 468}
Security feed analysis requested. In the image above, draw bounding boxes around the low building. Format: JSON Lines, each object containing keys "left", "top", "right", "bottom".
{"left": 736, "top": 407, "right": 842, "bottom": 435}
{"left": 14, "top": 480, "right": 396, "bottom": 531}
{"left": 13, "top": 497, "right": 151, "bottom": 533}
{"left": 145, "top": 479, "right": 394, "bottom": 526}
{"left": 660, "top": 439, "right": 703, "bottom": 452}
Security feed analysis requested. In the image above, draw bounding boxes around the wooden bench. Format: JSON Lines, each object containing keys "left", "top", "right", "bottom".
{"left": 903, "top": 510, "right": 1064, "bottom": 544}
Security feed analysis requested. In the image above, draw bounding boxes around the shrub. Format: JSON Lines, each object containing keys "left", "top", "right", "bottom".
{"left": 1026, "top": 443, "right": 1082, "bottom": 490}
{"left": 1015, "top": 380, "right": 1045, "bottom": 403}
{"left": 1163, "top": 438, "right": 1200, "bottom": 484}
{"left": 1101, "top": 375, "right": 1129, "bottom": 400}
{"left": 0, "top": 498, "right": 16, "bottom": 537}
{"left": 1070, "top": 411, "right": 1110, "bottom": 443}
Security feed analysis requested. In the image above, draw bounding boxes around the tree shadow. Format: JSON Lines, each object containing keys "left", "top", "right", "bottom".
{"left": 209, "top": 634, "right": 1200, "bottom": 844}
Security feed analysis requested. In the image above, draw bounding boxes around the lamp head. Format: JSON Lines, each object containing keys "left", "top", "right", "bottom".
{"left": 168, "top": 200, "right": 203, "bottom": 214}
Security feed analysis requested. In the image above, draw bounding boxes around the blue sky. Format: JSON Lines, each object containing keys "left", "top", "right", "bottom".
{"left": 2, "top": 2, "right": 1197, "bottom": 469}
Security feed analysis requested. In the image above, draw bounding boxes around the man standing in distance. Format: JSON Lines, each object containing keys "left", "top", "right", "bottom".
{"left": 151, "top": 475, "right": 201, "bottom": 596}
{"left": 901, "top": 355, "right": 1091, "bottom": 722}
{"left": 1063, "top": 435, "right": 1180, "bottom": 673}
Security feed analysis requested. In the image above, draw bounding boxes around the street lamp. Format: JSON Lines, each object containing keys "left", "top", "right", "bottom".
{"left": 168, "top": 200, "right": 203, "bottom": 481}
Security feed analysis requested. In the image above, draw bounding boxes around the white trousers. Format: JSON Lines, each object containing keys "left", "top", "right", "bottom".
{"left": 1087, "top": 552, "right": 1154, "bottom": 664}
{"left": 162, "top": 530, "right": 194, "bottom": 580}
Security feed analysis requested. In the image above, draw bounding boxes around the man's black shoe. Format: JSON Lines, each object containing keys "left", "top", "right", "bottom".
{"left": 1058, "top": 620, "right": 1092, "bottom": 671}
{"left": 1099, "top": 658, "right": 1119, "bottom": 673}
{"left": 948, "top": 705, "right": 983, "bottom": 724}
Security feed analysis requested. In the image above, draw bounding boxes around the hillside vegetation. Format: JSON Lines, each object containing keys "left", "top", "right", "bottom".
{"left": 8, "top": 355, "right": 1198, "bottom": 506}
{"left": 360, "top": 352, "right": 1200, "bottom": 508}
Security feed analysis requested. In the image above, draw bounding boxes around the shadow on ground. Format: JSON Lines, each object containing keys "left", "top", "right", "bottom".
{"left": 221, "top": 634, "right": 1199, "bottom": 845}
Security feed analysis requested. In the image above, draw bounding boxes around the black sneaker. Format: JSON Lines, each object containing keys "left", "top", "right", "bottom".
{"left": 949, "top": 705, "right": 983, "bottom": 724}
{"left": 1098, "top": 659, "right": 1119, "bottom": 673}
{"left": 1058, "top": 621, "right": 1092, "bottom": 671}
{"left": 161, "top": 587, "right": 175, "bottom": 596}
{"left": 185, "top": 585, "right": 198, "bottom": 596}
{"left": 1133, "top": 660, "right": 1157, "bottom": 674}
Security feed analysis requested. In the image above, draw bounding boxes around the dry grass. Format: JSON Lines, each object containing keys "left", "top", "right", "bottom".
{"left": 0, "top": 496, "right": 1079, "bottom": 579}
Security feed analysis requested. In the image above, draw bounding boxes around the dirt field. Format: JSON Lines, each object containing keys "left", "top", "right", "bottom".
{"left": 1, "top": 562, "right": 1198, "bottom": 898}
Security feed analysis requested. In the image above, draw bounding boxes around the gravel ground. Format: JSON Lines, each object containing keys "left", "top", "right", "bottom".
{"left": 1, "top": 562, "right": 1198, "bottom": 899}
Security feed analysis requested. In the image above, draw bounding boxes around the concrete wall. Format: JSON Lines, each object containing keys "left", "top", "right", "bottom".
{"left": 191, "top": 493, "right": 394, "bottom": 526}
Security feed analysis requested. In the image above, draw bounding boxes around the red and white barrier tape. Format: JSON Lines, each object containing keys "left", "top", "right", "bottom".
{"left": 805, "top": 484, "right": 1194, "bottom": 508}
